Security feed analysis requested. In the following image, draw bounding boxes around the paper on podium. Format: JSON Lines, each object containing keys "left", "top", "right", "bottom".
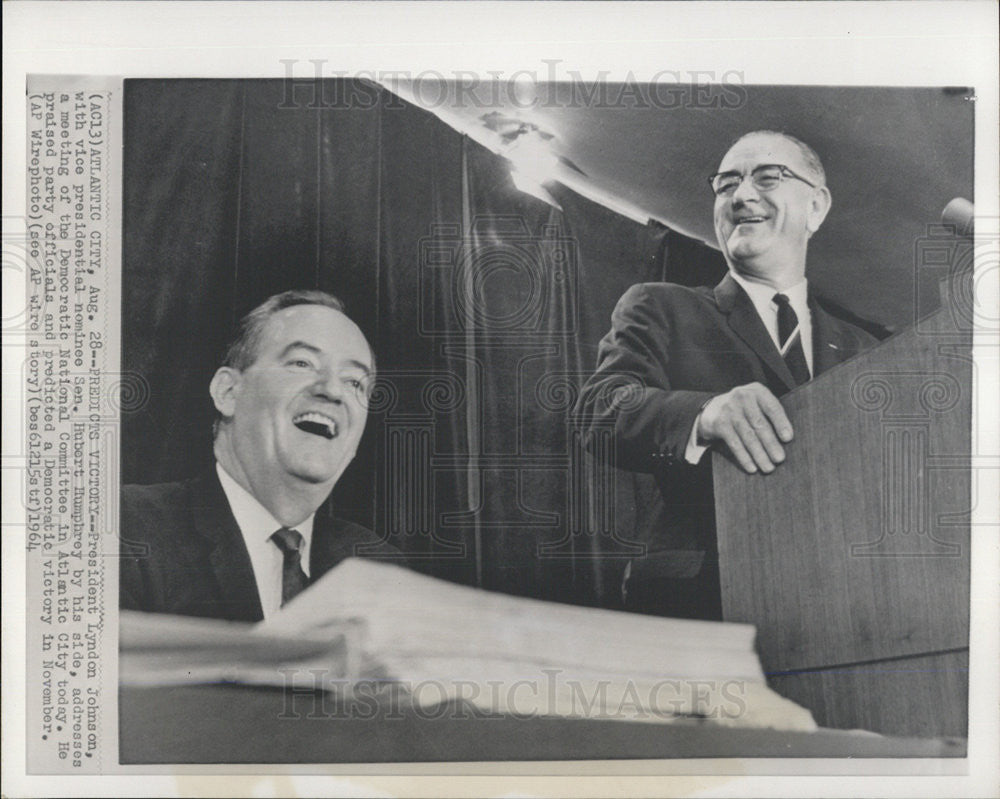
{"left": 119, "top": 609, "right": 372, "bottom": 689}
{"left": 261, "top": 559, "right": 817, "bottom": 730}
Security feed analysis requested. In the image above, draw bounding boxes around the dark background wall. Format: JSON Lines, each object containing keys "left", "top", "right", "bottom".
{"left": 122, "top": 78, "right": 738, "bottom": 607}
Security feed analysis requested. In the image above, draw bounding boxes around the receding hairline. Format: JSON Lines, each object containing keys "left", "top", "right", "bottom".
{"left": 720, "top": 130, "right": 827, "bottom": 186}
{"left": 220, "top": 289, "right": 373, "bottom": 372}
{"left": 257, "top": 305, "right": 375, "bottom": 370}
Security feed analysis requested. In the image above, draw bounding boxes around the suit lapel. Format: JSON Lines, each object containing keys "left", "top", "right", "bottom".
{"left": 309, "top": 514, "right": 363, "bottom": 577}
{"left": 309, "top": 513, "right": 339, "bottom": 578}
{"left": 810, "top": 298, "right": 851, "bottom": 376}
{"left": 714, "top": 274, "right": 796, "bottom": 392}
{"left": 192, "top": 470, "right": 265, "bottom": 622}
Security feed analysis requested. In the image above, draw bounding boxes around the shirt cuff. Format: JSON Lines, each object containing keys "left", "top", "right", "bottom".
{"left": 685, "top": 411, "right": 710, "bottom": 464}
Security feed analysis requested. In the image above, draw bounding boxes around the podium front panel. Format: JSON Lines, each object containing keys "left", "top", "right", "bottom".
{"left": 714, "top": 309, "right": 971, "bottom": 738}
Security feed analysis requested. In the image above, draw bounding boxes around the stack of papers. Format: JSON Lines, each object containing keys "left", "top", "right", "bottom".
{"left": 120, "top": 610, "right": 369, "bottom": 688}
{"left": 261, "top": 559, "right": 817, "bottom": 730}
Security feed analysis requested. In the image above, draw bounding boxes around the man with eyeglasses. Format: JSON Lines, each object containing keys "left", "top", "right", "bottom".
{"left": 575, "top": 130, "right": 879, "bottom": 620}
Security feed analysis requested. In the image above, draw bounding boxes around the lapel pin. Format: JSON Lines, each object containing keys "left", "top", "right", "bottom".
{"left": 828, "top": 342, "right": 839, "bottom": 350}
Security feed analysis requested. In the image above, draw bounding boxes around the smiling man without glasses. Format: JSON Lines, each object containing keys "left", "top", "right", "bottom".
{"left": 121, "top": 290, "right": 397, "bottom": 622}
{"left": 576, "top": 131, "right": 880, "bottom": 620}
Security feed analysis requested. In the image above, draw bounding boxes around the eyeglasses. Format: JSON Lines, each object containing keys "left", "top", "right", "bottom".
{"left": 708, "top": 164, "right": 818, "bottom": 197}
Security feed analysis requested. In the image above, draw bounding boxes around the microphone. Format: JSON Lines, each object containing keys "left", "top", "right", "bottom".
{"left": 941, "top": 198, "right": 974, "bottom": 237}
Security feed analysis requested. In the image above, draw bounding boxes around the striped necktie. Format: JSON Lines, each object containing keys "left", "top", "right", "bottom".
{"left": 270, "top": 527, "right": 309, "bottom": 606}
{"left": 774, "top": 293, "right": 811, "bottom": 386}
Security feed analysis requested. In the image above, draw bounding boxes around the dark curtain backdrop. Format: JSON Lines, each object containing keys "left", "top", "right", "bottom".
{"left": 122, "top": 79, "right": 727, "bottom": 607}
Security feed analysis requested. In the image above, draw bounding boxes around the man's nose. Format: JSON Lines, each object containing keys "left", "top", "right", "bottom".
{"left": 311, "top": 371, "right": 343, "bottom": 402}
{"left": 731, "top": 174, "right": 761, "bottom": 205}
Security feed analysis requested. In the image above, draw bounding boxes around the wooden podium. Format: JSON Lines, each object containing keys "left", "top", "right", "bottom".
{"left": 713, "top": 304, "right": 971, "bottom": 738}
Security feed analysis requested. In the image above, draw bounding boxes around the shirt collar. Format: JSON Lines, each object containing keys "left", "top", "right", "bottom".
{"left": 215, "top": 462, "right": 314, "bottom": 576}
{"left": 728, "top": 270, "right": 809, "bottom": 317}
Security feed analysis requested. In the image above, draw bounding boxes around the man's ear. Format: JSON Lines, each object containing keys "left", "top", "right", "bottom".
{"left": 209, "top": 367, "right": 241, "bottom": 420}
{"left": 806, "top": 186, "right": 832, "bottom": 235}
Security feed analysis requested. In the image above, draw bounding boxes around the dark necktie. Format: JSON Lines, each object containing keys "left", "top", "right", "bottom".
{"left": 773, "top": 293, "right": 811, "bottom": 386}
{"left": 270, "top": 527, "right": 309, "bottom": 606}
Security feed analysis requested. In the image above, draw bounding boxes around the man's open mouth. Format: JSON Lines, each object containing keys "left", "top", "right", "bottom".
{"left": 292, "top": 411, "right": 338, "bottom": 440}
{"left": 735, "top": 216, "right": 767, "bottom": 224}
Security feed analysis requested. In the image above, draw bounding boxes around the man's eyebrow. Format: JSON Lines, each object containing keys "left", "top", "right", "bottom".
{"left": 279, "top": 341, "right": 321, "bottom": 358}
{"left": 344, "top": 359, "right": 372, "bottom": 376}
{"left": 279, "top": 343, "right": 373, "bottom": 374}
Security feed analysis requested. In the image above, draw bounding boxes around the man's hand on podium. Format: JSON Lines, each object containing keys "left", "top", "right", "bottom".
{"left": 697, "top": 382, "right": 794, "bottom": 474}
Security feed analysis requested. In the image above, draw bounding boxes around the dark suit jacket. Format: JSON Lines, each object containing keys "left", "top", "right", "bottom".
{"left": 575, "top": 274, "right": 879, "bottom": 620}
{"left": 120, "top": 468, "right": 400, "bottom": 622}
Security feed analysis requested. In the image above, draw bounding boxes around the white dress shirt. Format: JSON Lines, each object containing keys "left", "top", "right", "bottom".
{"left": 728, "top": 271, "right": 813, "bottom": 375}
{"left": 685, "top": 272, "right": 812, "bottom": 464}
{"left": 216, "top": 462, "right": 314, "bottom": 619}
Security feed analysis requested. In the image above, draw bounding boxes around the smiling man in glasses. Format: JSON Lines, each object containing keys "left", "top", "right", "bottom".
{"left": 121, "top": 289, "right": 398, "bottom": 622}
{"left": 575, "top": 130, "right": 879, "bottom": 620}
